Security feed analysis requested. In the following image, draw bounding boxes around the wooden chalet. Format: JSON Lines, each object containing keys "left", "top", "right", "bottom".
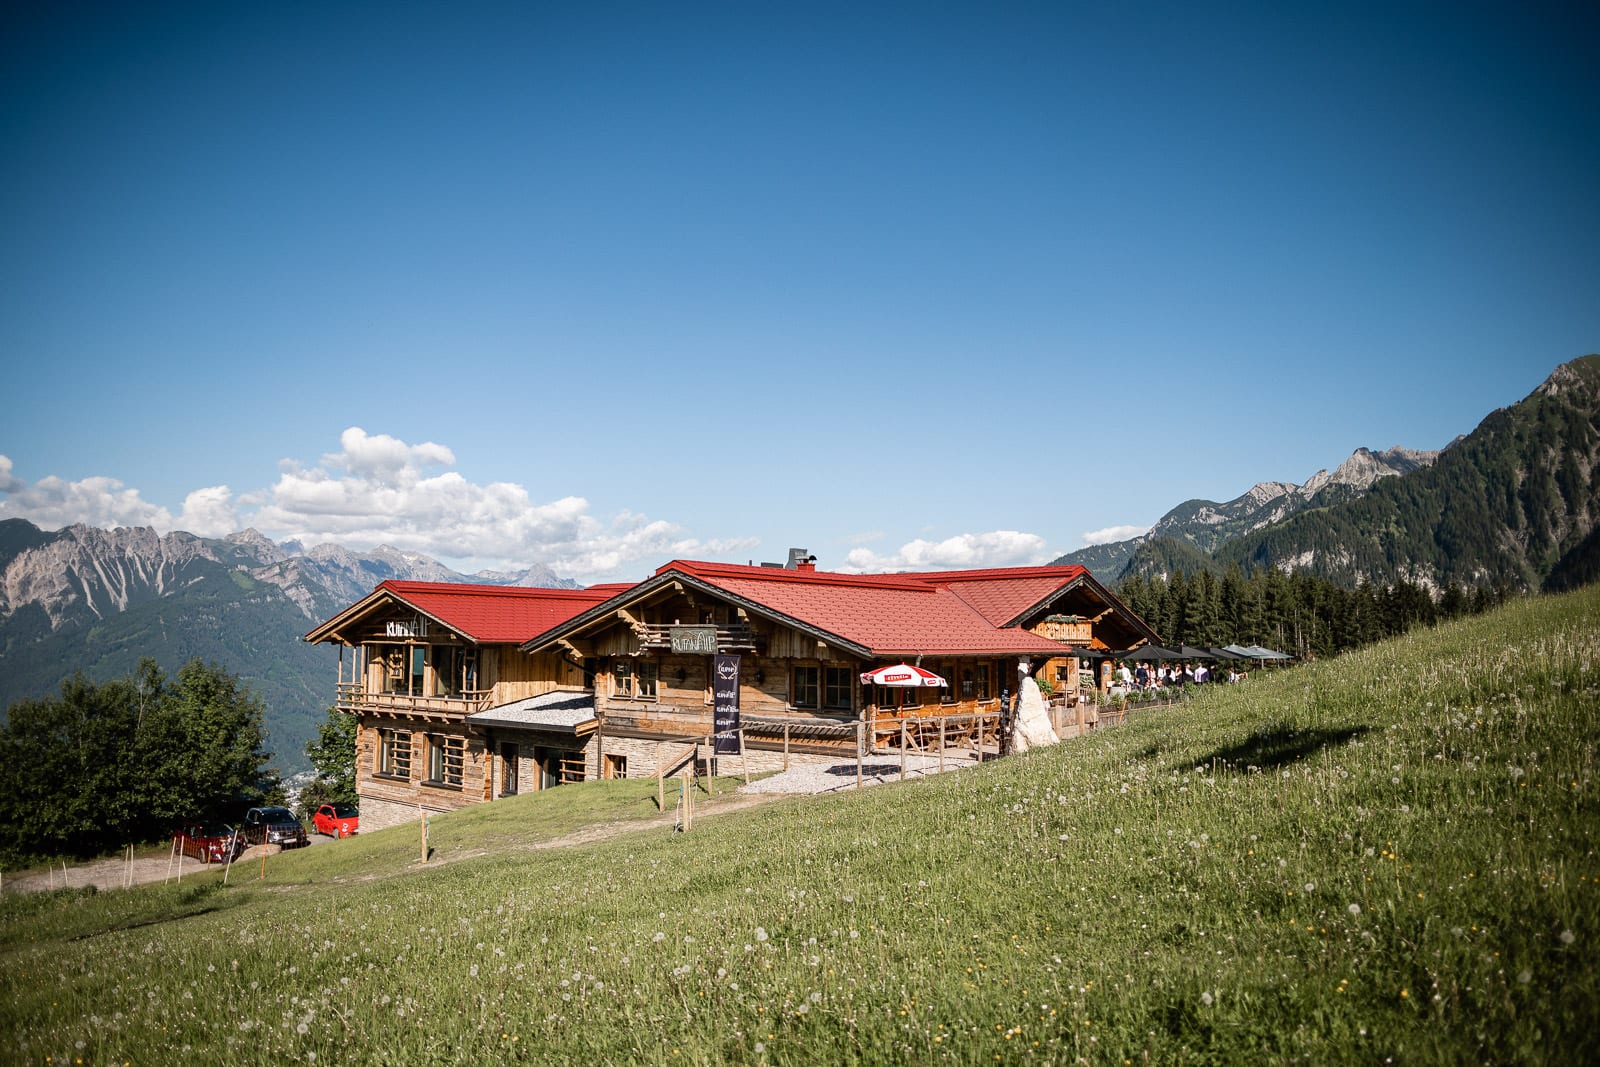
{"left": 305, "top": 559, "right": 1158, "bottom": 829}
{"left": 303, "top": 580, "right": 619, "bottom": 830}
{"left": 520, "top": 559, "right": 1159, "bottom": 779}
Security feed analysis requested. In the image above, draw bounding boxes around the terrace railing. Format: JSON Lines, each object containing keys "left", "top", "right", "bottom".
{"left": 335, "top": 682, "right": 494, "bottom": 718}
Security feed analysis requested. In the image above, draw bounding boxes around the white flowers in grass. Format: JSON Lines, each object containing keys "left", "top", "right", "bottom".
{"left": 1560, "top": 929, "right": 1576, "bottom": 945}
{"left": 755, "top": 927, "right": 769, "bottom": 942}
{"left": 1348, "top": 904, "right": 1361, "bottom": 917}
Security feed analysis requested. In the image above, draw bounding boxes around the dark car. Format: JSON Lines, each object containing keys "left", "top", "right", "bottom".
{"left": 311, "top": 803, "right": 360, "bottom": 838}
{"left": 174, "top": 821, "right": 245, "bottom": 864}
{"left": 242, "top": 806, "right": 309, "bottom": 848}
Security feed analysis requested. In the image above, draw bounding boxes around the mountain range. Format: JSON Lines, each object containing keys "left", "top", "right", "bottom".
{"left": 1056, "top": 444, "right": 1446, "bottom": 580}
{"left": 0, "top": 524, "right": 575, "bottom": 773}
{"left": 1057, "top": 355, "right": 1600, "bottom": 594}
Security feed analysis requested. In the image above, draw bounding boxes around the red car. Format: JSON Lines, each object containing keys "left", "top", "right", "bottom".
{"left": 312, "top": 803, "right": 360, "bottom": 837}
{"left": 174, "top": 821, "right": 244, "bottom": 864}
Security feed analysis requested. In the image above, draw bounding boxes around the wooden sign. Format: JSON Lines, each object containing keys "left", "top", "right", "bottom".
{"left": 671, "top": 625, "right": 718, "bottom": 654}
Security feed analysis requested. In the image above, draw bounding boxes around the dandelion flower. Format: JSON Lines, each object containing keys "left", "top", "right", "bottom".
{"left": 1560, "top": 930, "right": 1576, "bottom": 945}
{"left": 1348, "top": 904, "right": 1361, "bottom": 917}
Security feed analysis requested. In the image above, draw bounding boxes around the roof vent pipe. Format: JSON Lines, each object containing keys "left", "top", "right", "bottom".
{"left": 786, "top": 548, "right": 817, "bottom": 571}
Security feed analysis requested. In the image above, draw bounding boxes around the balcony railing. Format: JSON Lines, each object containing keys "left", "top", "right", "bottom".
{"left": 335, "top": 682, "right": 494, "bottom": 717}
{"left": 633, "top": 624, "right": 760, "bottom": 653}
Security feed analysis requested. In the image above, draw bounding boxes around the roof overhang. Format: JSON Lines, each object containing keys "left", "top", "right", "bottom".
{"left": 1004, "top": 571, "right": 1161, "bottom": 643}
{"left": 304, "top": 586, "right": 474, "bottom": 646}
{"left": 521, "top": 568, "right": 875, "bottom": 659}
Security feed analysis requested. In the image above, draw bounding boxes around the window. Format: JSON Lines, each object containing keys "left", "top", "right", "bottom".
{"left": 378, "top": 729, "right": 412, "bottom": 778}
{"left": 409, "top": 646, "right": 426, "bottom": 696}
{"left": 793, "top": 666, "right": 820, "bottom": 709}
{"left": 501, "top": 743, "right": 519, "bottom": 796}
{"left": 613, "top": 660, "right": 658, "bottom": 700}
{"left": 427, "top": 734, "right": 464, "bottom": 787}
{"left": 604, "top": 753, "right": 627, "bottom": 780}
{"left": 960, "top": 664, "right": 992, "bottom": 701}
{"left": 823, "top": 667, "right": 852, "bottom": 710}
{"left": 536, "top": 747, "right": 585, "bottom": 789}
{"left": 940, "top": 662, "right": 958, "bottom": 704}
{"left": 373, "top": 645, "right": 422, "bottom": 696}
{"left": 876, "top": 685, "right": 918, "bottom": 710}
{"left": 431, "top": 645, "right": 466, "bottom": 697}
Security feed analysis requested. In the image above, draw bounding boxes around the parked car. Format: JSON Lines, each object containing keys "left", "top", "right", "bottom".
{"left": 311, "top": 803, "right": 360, "bottom": 838}
{"left": 242, "top": 806, "right": 309, "bottom": 848}
{"left": 174, "top": 821, "right": 245, "bottom": 864}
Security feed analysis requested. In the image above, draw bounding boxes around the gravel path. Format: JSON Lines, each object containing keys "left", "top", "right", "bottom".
{"left": 740, "top": 749, "right": 986, "bottom": 794}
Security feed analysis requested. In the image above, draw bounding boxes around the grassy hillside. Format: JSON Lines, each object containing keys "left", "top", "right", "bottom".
{"left": 3, "top": 588, "right": 1598, "bottom": 1064}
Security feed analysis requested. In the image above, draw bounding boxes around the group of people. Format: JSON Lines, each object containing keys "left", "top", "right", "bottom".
{"left": 1113, "top": 660, "right": 1245, "bottom": 690}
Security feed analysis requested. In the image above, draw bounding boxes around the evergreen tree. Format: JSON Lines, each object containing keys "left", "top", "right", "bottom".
{"left": 0, "top": 658, "right": 273, "bottom": 863}
{"left": 300, "top": 708, "right": 358, "bottom": 815}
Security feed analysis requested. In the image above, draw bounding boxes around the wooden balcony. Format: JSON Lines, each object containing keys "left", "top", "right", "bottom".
{"left": 633, "top": 623, "right": 760, "bottom": 653}
{"left": 335, "top": 682, "right": 494, "bottom": 721}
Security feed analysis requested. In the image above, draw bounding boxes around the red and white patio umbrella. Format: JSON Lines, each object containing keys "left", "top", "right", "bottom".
{"left": 859, "top": 664, "right": 948, "bottom": 688}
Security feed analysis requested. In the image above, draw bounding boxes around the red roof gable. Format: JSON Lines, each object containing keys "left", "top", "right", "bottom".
{"left": 652, "top": 561, "right": 1071, "bottom": 657}
{"left": 369, "top": 581, "right": 612, "bottom": 644}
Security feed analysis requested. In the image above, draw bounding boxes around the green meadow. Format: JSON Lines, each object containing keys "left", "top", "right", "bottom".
{"left": 3, "top": 587, "right": 1597, "bottom": 1065}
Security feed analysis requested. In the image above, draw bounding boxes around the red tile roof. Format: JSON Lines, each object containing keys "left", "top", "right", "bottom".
{"left": 369, "top": 581, "right": 612, "bottom": 644}
{"left": 931, "top": 571, "right": 1089, "bottom": 627}
{"left": 651, "top": 560, "right": 1073, "bottom": 657}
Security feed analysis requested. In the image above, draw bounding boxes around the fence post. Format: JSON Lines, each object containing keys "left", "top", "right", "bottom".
{"left": 783, "top": 722, "right": 791, "bottom": 771}
{"left": 900, "top": 720, "right": 907, "bottom": 781}
{"left": 856, "top": 720, "right": 864, "bottom": 789}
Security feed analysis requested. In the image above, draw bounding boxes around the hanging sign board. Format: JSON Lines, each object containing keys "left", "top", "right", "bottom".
{"left": 713, "top": 653, "right": 741, "bottom": 754}
{"left": 671, "top": 626, "right": 719, "bottom": 654}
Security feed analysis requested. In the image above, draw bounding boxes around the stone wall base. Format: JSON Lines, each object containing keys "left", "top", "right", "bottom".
{"left": 358, "top": 793, "right": 455, "bottom": 832}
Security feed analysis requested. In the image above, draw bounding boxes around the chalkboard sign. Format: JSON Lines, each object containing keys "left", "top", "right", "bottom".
{"left": 671, "top": 626, "right": 719, "bottom": 654}
{"left": 713, "top": 654, "right": 741, "bottom": 754}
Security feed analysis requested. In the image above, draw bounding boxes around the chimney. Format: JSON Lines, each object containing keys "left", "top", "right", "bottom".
{"left": 786, "top": 548, "right": 817, "bottom": 572}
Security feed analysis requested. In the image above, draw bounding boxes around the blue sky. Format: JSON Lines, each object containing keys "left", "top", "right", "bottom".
{"left": 2, "top": 1, "right": 1596, "bottom": 582}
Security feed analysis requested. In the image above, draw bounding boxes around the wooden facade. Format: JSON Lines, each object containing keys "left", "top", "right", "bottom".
{"left": 306, "top": 561, "right": 1160, "bottom": 829}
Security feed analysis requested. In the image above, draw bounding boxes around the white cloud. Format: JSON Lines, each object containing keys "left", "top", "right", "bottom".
{"left": 841, "top": 530, "right": 1053, "bottom": 572}
{"left": 0, "top": 430, "right": 757, "bottom": 581}
{"left": 177, "top": 486, "right": 240, "bottom": 538}
{"left": 0, "top": 466, "right": 174, "bottom": 531}
{"left": 323, "top": 427, "right": 455, "bottom": 488}
{"left": 1081, "top": 524, "right": 1148, "bottom": 546}
{"left": 0, "top": 455, "right": 22, "bottom": 494}
{"left": 249, "top": 429, "right": 756, "bottom": 580}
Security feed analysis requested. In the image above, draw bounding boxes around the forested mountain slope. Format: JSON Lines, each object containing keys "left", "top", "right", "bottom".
{"left": 1216, "top": 355, "right": 1600, "bottom": 591}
